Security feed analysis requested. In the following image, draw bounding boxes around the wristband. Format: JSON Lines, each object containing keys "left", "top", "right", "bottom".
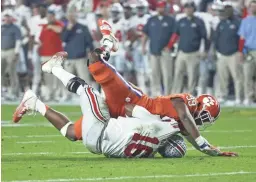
{"left": 195, "top": 136, "right": 206, "bottom": 147}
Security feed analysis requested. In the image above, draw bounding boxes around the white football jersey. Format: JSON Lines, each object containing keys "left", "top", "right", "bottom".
{"left": 129, "top": 14, "right": 151, "bottom": 48}
{"left": 80, "top": 87, "right": 179, "bottom": 158}
{"left": 130, "top": 14, "right": 151, "bottom": 36}
{"left": 109, "top": 18, "right": 126, "bottom": 43}
{"left": 100, "top": 116, "right": 179, "bottom": 158}
{"left": 108, "top": 18, "right": 127, "bottom": 55}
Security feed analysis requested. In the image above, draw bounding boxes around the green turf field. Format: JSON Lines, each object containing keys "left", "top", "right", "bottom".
{"left": 2, "top": 105, "right": 256, "bottom": 182}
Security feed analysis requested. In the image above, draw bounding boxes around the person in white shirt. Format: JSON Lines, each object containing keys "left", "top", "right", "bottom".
{"left": 128, "top": 0, "right": 151, "bottom": 94}
{"left": 28, "top": 4, "right": 48, "bottom": 95}
{"left": 108, "top": 3, "right": 127, "bottom": 75}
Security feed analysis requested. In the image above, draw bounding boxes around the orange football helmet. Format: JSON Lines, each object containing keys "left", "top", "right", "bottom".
{"left": 194, "top": 94, "right": 221, "bottom": 130}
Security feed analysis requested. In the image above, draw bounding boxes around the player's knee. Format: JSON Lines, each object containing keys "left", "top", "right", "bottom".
{"left": 87, "top": 48, "right": 110, "bottom": 66}
{"left": 87, "top": 48, "right": 102, "bottom": 66}
{"left": 66, "top": 77, "right": 86, "bottom": 94}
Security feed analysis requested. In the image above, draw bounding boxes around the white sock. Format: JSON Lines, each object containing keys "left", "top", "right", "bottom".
{"left": 35, "top": 99, "right": 48, "bottom": 116}
{"left": 52, "top": 67, "right": 75, "bottom": 87}
{"left": 52, "top": 67, "right": 87, "bottom": 96}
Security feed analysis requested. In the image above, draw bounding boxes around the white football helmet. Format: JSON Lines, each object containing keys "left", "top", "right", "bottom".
{"left": 136, "top": 0, "right": 149, "bottom": 16}
{"left": 158, "top": 135, "right": 187, "bottom": 158}
{"left": 110, "top": 3, "right": 124, "bottom": 21}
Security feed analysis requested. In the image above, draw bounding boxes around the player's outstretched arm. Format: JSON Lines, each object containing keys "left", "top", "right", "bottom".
{"left": 184, "top": 135, "right": 238, "bottom": 157}
{"left": 172, "top": 98, "right": 237, "bottom": 157}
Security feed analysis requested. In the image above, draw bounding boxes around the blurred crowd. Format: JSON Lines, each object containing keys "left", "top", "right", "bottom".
{"left": 1, "top": 0, "right": 256, "bottom": 105}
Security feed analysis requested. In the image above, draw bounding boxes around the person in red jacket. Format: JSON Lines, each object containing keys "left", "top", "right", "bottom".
{"left": 39, "top": 10, "right": 64, "bottom": 101}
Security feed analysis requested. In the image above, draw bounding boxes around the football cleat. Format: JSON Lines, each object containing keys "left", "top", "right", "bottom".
{"left": 13, "top": 90, "right": 38, "bottom": 123}
{"left": 98, "top": 19, "right": 119, "bottom": 52}
{"left": 42, "top": 51, "right": 68, "bottom": 73}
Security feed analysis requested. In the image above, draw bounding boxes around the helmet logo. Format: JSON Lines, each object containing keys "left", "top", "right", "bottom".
{"left": 202, "top": 97, "right": 215, "bottom": 107}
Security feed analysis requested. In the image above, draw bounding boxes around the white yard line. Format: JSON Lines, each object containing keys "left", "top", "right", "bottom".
{"left": 2, "top": 152, "right": 53, "bottom": 156}
{"left": 3, "top": 171, "right": 256, "bottom": 182}
{"left": 2, "top": 145, "right": 256, "bottom": 156}
{"left": 3, "top": 135, "right": 62, "bottom": 138}
{"left": 2, "top": 151, "right": 91, "bottom": 156}
{"left": 2, "top": 123, "right": 52, "bottom": 127}
{"left": 16, "top": 141, "right": 54, "bottom": 144}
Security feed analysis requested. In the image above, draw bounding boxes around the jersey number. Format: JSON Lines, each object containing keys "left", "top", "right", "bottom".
{"left": 186, "top": 95, "right": 197, "bottom": 106}
{"left": 124, "top": 133, "right": 159, "bottom": 158}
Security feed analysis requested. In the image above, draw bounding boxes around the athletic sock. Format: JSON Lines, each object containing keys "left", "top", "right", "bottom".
{"left": 35, "top": 99, "right": 49, "bottom": 116}
{"left": 52, "top": 67, "right": 75, "bottom": 87}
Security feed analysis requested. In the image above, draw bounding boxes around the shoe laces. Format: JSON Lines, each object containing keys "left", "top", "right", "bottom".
{"left": 52, "top": 55, "right": 64, "bottom": 66}
{"left": 24, "top": 97, "right": 37, "bottom": 117}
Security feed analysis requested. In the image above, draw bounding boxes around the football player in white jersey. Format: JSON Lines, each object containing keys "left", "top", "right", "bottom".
{"left": 107, "top": 3, "right": 127, "bottom": 75}
{"left": 128, "top": 0, "right": 151, "bottom": 94}
{"left": 13, "top": 51, "right": 182, "bottom": 158}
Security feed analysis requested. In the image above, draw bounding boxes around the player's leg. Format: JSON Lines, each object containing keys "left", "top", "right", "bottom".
{"left": 13, "top": 90, "right": 77, "bottom": 141}
{"left": 59, "top": 68, "right": 110, "bottom": 153}
{"left": 41, "top": 52, "right": 110, "bottom": 148}
{"left": 87, "top": 49, "right": 144, "bottom": 117}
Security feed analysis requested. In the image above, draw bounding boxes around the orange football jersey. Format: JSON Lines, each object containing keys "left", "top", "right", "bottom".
{"left": 74, "top": 61, "right": 198, "bottom": 139}
{"left": 145, "top": 93, "right": 198, "bottom": 121}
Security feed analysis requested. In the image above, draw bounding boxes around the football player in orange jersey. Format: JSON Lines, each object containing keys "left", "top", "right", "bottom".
{"left": 13, "top": 51, "right": 237, "bottom": 157}
{"left": 84, "top": 19, "right": 237, "bottom": 157}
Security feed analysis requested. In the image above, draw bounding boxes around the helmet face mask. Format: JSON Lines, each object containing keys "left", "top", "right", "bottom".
{"left": 194, "top": 94, "right": 220, "bottom": 131}
{"left": 194, "top": 110, "right": 214, "bottom": 131}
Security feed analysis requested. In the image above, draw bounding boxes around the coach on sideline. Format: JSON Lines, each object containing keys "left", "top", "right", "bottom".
{"left": 214, "top": 3, "right": 243, "bottom": 104}
{"left": 142, "top": 0, "right": 176, "bottom": 96}
{"left": 1, "top": 10, "right": 22, "bottom": 100}
{"left": 168, "top": 1, "right": 209, "bottom": 95}
{"left": 39, "top": 10, "right": 64, "bottom": 101}
{"left": 61, "top": 10, "right": 94, "bottom": 100}
{"left": 238, "top": 0, "right": 256, "bottom": 105}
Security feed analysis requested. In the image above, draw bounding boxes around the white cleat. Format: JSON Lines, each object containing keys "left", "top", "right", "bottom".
{"left": 41, "top": 51, "right": 68, "bottom": 73}
{"left": 13, "top": 90, "right": 38, "bottom": 123}
{"left": 100, "top": 34, "right": 119, "bottom": 52}
{"left": 98, "top": 19, "right": 119, "bottom": 52}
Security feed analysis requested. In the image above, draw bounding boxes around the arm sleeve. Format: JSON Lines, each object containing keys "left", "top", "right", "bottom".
{"left": 132, "top": 105, "right": 161, "bottom": 121}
